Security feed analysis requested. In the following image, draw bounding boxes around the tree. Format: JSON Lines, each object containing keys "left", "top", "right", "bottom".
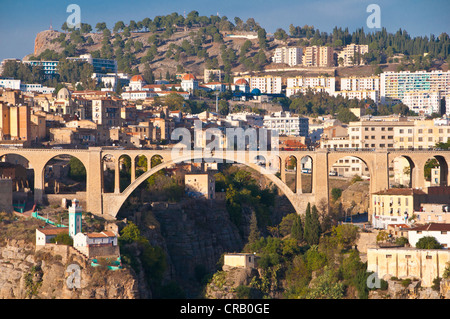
{"left": 68, "top": 157, "right": 86, "bottom": 182}
{"left": 416, "top": 236, "right": 442, "bottom": 249}
{"left": 248, "top": 212, "right": 261, "bottom": 245}
{"left": 95, "top": 22, "right": 107, "bottom": 33}
{"left": 257, "top": 28, "right": 267, "bottom": 50}
{"left": 291, "top": 214, "right": 304, "bottom": 242}
{"left": 331, "top": 188, "right": 342, "bottom": 201}
{"left": 332, "top": 224, "right": 360, "bottom": 249}
{"left": 113, "top": 21, "right": 125, "bottom": 33}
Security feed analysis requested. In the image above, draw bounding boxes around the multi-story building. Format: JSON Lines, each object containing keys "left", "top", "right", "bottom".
{"left": 303, "top": 46, "right": 334, "bottom": 67}
{"left": 371, "top": 188, "right": 428, "bottom": 229}
{"left": 401, "top": 91, "right": 443, "bottom": 115}
{"left": 91, "top": 98, "right": 121, "bottom": 127}
{"left": 23, "top": 60, "right": 59, "bottom": 77}
{"left": 0, "top": 78, "right": 21, "bottom": 90}
{"left": 340, "top": 76, "right": 380, "bottom": 91}
{"left": 415, "top": 203, "right": 450, "bottom": 224}
{"left": 337, "top": 44, "right": 369, "bottom": 66}
{"left": 347, "top": 116, "right": 413, "bottom": 149}
{"left": 236, "top": 76, "right": 282, "bottom": 94}
{"left": 380, "top": 70, "right": 450, "bottom": 115}
{"left": 67, "top": 54, "right": 118, "bottom": 74}
{"left": 180, "top": 73, "right": 199, "bottom": 93}
{"left": 394, "top": 118, "right": 450, "bottom": 150}
{"left": 332, "top": 90, "right": 379, "bottom": 103}
{"left": 272, "top": 47, "right": 303, "bottom": 66}
{"left": 0, "top": 103, "right": 30, "bottom": 142}
{"left": 204, "top": 69, "right": 222, "bottom": 82}
{"left": 263, "top": 111, "right": 308, "bottom": 137}
{"left": 286, "top": 76, "right": 336, "bottom": 97}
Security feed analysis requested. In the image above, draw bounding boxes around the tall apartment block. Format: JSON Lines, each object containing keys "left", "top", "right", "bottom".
{"left": 0, "top": 103, "right": 30, "bottom": 141}
{"left": 286, "top": 76, "right": 336, "bottom": 97}
{"left": 337, "top": 44, "right": 369, "bottom": 66}
{"left": 237, "top": 76, "right": 282, "bottom": 94}
{"left": 272, "top": 47, "right": 303, "bottom": 66}
{"left": 336, "top": 76, "right": 380, "bottom": 103}
{"left": 303, "top": 46, "right": 334, "bottom": 67}
{"left": 380, "top": 70, "right": 450, "bottom": 115}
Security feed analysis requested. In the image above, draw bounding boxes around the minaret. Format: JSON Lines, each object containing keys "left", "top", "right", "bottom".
{"left": 69, "top": 199, "right": 82, "bottom": 238}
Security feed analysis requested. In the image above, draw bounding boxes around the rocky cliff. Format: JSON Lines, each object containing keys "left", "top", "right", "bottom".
{"left": 129, "top": 199, "right": 244, "bottom": 297}
{"left": 0, "top": 239, "right": 140, "bottom": 299}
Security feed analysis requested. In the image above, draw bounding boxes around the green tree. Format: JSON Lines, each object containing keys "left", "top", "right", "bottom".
{"left": 332, "top": 224, "right": 360, "bottom": 249}
{"left": 331, "top": 188, "right": 342, "bottom": 201}
{"left": 68, "top": 157, "right": 86, "bottom": 182}
{"left": 291, "top": 214, "right": 304, "bottom": 242}
{"left": 416, "top": 236, "right": 442, "bottom": 249}
{"left": 248, "top": 212, "right": 261, "bottom": 245}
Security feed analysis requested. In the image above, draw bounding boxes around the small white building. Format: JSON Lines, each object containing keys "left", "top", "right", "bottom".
{"left": 36, "top": 227, "right": 69, "bottom": 246}
{"left": 73, "top": 231, "right": 118, "bottom": 248}
{"left": 224, "top": 253, "right": 259, "bottom": 269}
{"left": 408, "top": 223, "right": 450, "bottom": 249}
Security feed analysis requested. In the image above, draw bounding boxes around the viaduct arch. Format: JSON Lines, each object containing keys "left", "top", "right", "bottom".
{"left": 0, "top": 147, "right": 448, "bottom": 220}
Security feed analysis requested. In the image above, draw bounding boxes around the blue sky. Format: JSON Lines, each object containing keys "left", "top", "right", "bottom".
{"left": 0, "top": 0, "right": 449, "bottom": 61}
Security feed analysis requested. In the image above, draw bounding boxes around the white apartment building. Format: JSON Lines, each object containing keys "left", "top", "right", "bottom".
{"left": 236, "top": 76, "right": 282, "bottom": 94}
{"left": 332, "top": 90, "right": 379, "bottom": 103}
{"left": 263, "top": 111, "right": 309, "bottom": 137}
{"left": 272, "top": 47, "right": 303, "bottom": 66}
{"left": 340, "top": 76, "right": 380, "bottom": 91}
{"left": 337, "top": 44, "right": 369, "bottom": 66}
{"left": 402, "top": 91, "right": 443, "bottom": 115}
{"left": 286, "top": 76, "right": 336, "bottom": 97}
{"left": 380, "top": 70, "right": 450, "bottom": 115}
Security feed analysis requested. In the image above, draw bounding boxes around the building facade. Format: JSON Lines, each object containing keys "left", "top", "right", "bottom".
{"left": 263, "top": 111, "right": 309, "bottom": 137}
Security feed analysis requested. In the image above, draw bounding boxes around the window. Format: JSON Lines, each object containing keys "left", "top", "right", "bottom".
{"left": 426, "top": 255, "right": 432, "bottom": 260}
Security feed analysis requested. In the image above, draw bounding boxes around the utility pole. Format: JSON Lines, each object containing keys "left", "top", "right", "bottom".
{"left": 215, "top": 92, "right": 219, "bottom": 113}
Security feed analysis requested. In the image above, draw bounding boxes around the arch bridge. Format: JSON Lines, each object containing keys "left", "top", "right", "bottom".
{"left": 0, "top": 147, "right": 448, "bottom": 219}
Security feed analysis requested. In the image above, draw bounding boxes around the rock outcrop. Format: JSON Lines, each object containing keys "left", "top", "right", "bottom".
{"left": 0, "top": 239, "right": 140, "bottom": 299}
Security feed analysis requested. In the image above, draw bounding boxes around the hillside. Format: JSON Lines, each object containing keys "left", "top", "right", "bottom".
{"left": 28, "top": 28, "right": 389, "bottom": 81}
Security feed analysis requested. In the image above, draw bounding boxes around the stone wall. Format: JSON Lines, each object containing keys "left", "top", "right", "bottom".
{"left": 367, "top": 247, "right": 450, "bottom": 287}
{"left": 0, "top": 178, "right": 13, "bottom": 213}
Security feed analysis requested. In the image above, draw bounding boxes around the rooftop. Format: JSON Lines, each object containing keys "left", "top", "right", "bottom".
{"left": 373, "top": 188, "right": 427, "bottom": 196}
{"left": 408, "top": 223, "right": 450, "bottom": 232}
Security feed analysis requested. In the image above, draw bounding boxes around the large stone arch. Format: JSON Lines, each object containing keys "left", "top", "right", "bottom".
{"left": 327, "top": 152, "right": 383, "bottom": 198}
{"left": 388, "top": 154, "right": 415, "bottom": 188}
{"left": 102, "top": 152, "right": 300, "bottom": 219}
{"left": 41, "top": 153, "right": 88, "bottom": 201}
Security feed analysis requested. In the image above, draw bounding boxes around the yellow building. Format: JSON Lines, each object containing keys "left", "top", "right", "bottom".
{"left": 372, "top": 188, "right": 428, "bottom": 229}
{"left": 0, "top": 103, "right": 30, "bottom": 142}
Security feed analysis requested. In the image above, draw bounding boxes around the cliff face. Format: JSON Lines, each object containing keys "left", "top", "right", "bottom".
{"left": 0, "top": 239, "right": 140, "bottom": 299}
{"left": 32, "top": 30, "right": 62, "bottom": 58}
{"left": 132, "top": 199, "right": 244, "bottom": 296}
